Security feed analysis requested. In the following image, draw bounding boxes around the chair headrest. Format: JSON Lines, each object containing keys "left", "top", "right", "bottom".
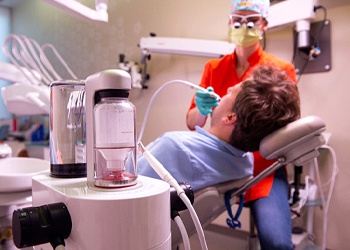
{"left": 259, "top": 116, "right": 326, "bottom": 165}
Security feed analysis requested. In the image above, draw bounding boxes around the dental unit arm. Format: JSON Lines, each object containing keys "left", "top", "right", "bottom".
{"left": 268, "top": 0, "right": 319, "bottom": 50}
{"left": 43, "top": 0, "right": 109, "bottom": 23}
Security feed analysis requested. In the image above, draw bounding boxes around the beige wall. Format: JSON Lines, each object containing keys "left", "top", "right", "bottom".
{"left": 267, "top": 6, "right": 350, "bottom": 249}
{"left": 9, "top": 0, "right": 350, "bottom": 249}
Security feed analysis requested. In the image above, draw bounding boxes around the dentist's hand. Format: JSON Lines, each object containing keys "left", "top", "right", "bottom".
{"left": 195, "top": 87, "right": 219, "bottom": 116}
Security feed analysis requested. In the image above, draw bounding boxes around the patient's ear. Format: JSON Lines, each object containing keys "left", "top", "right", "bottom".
{"left": 223, "top": 113, "right": 236, "bottom": 124}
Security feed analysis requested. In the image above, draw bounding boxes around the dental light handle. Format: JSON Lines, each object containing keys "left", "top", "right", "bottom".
{"left": 139, "top": 142, "right": 208, "bottom": 250}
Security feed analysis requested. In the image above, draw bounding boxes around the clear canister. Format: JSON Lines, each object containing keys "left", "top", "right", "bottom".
{"left": 49, "top": 80, "right": 86, "bottom": 178}
{"left": 93, "top": 90, "right": 137, "bottom": 187}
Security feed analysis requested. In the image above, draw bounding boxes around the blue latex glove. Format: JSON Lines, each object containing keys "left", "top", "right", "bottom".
{"left": 195, "top": 86, "right": 219, "bottom": 116}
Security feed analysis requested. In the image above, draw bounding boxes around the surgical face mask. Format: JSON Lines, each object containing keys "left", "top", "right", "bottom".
{"left": 228, "top": 24, "right": 261, "bottom": 47}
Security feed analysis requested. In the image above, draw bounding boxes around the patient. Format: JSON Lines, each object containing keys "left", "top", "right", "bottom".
{"left": 137, "top": 65, "right": 300, "bottom": 191}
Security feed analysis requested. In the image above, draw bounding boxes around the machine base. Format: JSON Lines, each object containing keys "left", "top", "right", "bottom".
{"left": 32, "top": 174, "right": 171, "bottom": 250}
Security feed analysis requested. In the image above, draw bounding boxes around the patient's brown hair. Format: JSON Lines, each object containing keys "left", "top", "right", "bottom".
{"left": 230, "top": 65, "right": 300, "bottom": 152}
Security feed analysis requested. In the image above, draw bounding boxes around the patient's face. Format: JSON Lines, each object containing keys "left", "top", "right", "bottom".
{"left": 219, "top": 83, "right": 242, "bottom": 111}
{"left": 212, "top": 83, "right": 242, "bottom": 119}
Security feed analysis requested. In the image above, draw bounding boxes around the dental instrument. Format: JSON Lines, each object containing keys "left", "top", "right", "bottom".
{"left": 184, "top": 81, "right": 221, "bottom": 100}
{"left": 137, "top": 79, "right": 220, "bottom": 145}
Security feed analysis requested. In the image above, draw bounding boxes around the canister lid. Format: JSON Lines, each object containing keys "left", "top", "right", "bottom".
{"left": 49, "top": 79, "right": 85, "bottom": 88}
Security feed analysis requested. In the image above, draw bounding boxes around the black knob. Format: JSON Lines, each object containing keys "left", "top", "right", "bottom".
{"left": 12, "top": 202, "right": 72, "bottom": 249}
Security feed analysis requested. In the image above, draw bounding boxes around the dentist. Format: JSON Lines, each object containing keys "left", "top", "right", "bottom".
{"left": 186, "top": 1, "right": 297, "bottom": 249}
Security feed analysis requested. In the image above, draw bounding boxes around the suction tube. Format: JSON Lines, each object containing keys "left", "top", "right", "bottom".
{"left": 137, "top": 79, "right": 220, "bottom": 145}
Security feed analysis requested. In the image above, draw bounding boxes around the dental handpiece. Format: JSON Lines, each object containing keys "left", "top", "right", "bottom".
{"left": 185, "top": 82, "right": 221, "bottom": 101}
{"left": 137, "top": 79, "right": 221, "bottom": 145}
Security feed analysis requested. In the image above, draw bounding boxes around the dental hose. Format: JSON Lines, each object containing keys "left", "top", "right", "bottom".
{"left": 137, "top": 79, "right": 220, "bottom": 145}
{"left": 173, "top": 212, "right": 191, "bottom": 250}
{"left": 139, "top": 142, "right": 208, "bottom": 250}
{"left": 55, "top": 245, "right": 66, "bottom": 250}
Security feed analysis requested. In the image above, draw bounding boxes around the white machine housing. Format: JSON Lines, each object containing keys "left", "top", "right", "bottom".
{"left": 269, "top": 0, "right": 319, "bottom": 49}
{"left": 268, "top": 0, "right": 318, "bottom": 31}
{"left": 32, "top": 174, "right": 171, "bottom": 249}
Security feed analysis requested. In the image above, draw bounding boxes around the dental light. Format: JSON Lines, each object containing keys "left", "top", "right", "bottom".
{"left": 43, "top": 0, "right": 109, "bottom": 23}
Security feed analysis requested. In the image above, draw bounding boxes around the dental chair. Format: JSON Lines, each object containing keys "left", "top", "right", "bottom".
{"left": 171, "top": 115, "right": 326, "bottom": 249}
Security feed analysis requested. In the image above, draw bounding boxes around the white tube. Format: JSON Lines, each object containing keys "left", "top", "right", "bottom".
{"left": 137, "top": 79, "right": 220, "bottom": 145}
{"left": 55, "top": 244, "right": 66, "bottom": 250}
{"left": 317, "top": 145, "right": 338, "bottom": 250}
{"left": 306, "top": 164, "right": 315, "bottom": 236}
{"left": 139, "top": 142, "right": 208, "bottom": 250}
{"left": 174, "top": 215, "right": 191, "bottom": 250}
{"left": 179, "top": 192, "right": 208, "bottom": 250}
